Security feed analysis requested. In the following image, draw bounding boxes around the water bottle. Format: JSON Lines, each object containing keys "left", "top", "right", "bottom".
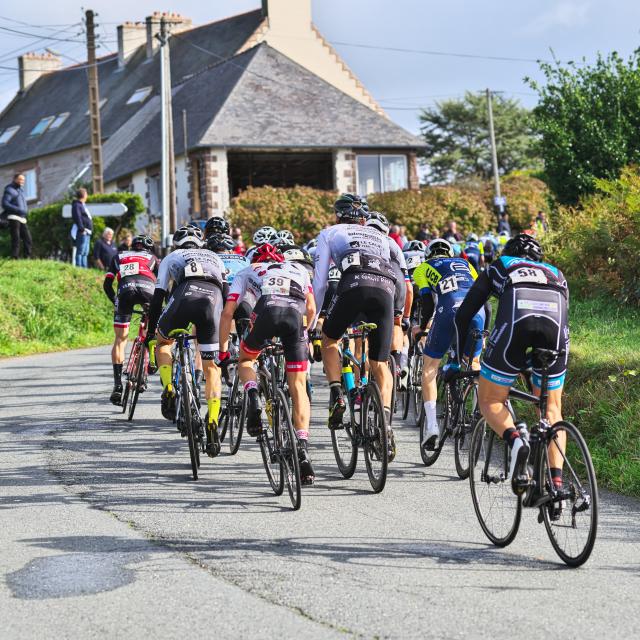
{"left": 342, "top": 363, "right": 355, "bottom": 392}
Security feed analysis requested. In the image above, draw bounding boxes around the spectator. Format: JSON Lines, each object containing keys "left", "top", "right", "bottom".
{"left": 443, "top": 220, "right": 462, "bottom": 242}
{"left": 399, "top": 225, "right": 409, "bottom": 246}
{"left": 93, "top": 227, "right": 118, "bottom": 271}
{"left": 497, "top": 213, "right": 511, "bottom": 236}
{"left": 118, "top": 230, "right": 132, "bottom": 251}
{"left": 71, "top": 188, "right": 92, "bottom": 268}
{"left": 231, "top": 226, "right": 246, "bottom": 254}
{"left": 2, "top": 173, "right": 31, "bottom": 259}
{"left": 389, "top": 224, "right": 403, "bottom": 248}
{"left": 535, "top": 210, "right": 549, "bottom": 234}
{"left": 416, "top": 223, "right": 430, "bottom": 242}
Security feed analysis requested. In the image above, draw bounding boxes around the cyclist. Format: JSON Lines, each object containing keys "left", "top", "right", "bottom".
{"left": 145, "top": 225, "right": 227, "bottom": 457}
{"left": 453, "top": 233, "right": 569, "bottom": 494}
{"left": 217, "top": 243, "right": 317, "bottom": 484}
{"left": 245, "top": 226, "right": 278, "bottom": 262}
{"left": 313, "top": 194, "right": 396, "bottom": 443}
{"left": 412, "top": 238, "right": 485, "bottom": 450}
{"left": 462, "top": 233, "right": 485, "bottom": 271}
{"left": 401, "top": 240, "right": 426, "bottom": 383}
{"left": 103, "top": 234, "right": 159, "bottom": 404}
{"left": 273, "top": 229, "right": 295, "bottom": 247}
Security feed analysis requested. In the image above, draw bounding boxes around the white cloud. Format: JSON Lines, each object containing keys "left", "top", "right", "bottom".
{"left": 524, "top": 1, "right": 592, "bottom": 35}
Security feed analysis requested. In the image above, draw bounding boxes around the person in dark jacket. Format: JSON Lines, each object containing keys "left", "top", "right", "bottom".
{"left": 497, "top": 213, "right": 511, "bottom": 236}
{"left": 2, "top": 173, "right": 32, "bottom": 259}
{"left": 71, "top": 188, "right": 92, "bottom": 268}
{"left": 93, "top": 227, "right": 118, "bottom": 271}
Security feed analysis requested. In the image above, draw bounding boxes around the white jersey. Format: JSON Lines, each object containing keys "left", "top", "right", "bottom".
{"left": 155, "top": 248, "right": 226, "bottom": 291}
{"left": 403, "top": 249, "right": 425, "bottom": 271}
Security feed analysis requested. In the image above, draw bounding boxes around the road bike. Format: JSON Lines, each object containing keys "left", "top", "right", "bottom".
{"left": 120, "top": 306, "right": 150, "bottom": 422}
{"left": 469, "top": 348, "right": 598, "bottom": 567}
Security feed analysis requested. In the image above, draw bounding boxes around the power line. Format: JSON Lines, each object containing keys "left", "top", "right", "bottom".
{"left": 0, "top": 16, "right": 81, "bottom": 29}
{"left": 0, "top": 24, "right": 86, "bottom": 43}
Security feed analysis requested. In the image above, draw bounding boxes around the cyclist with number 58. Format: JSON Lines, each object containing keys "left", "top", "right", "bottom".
{"left": 145, "top": 225, "right": 227, "bottom": 457}
{"left": 103, "top": 234, "right": 159, "bottom": 405}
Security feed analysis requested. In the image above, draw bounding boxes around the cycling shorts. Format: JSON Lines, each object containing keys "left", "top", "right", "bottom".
{"left": 242, "top": 297, "right": 308, "bottom": 372}
{"left": 424, "top": 298, "right": 485, "bottom": 360}
{"left": 320, "top": 280, "right": 339, "bottom": 317}
{"left": 322, "top": 271, "right": 395, "bottom": 362}
{"left": 114, "top": 278, "right": 155, "bottom": 329}
{"left": 481, "top": 286, "right": 569, "bottom": 389}
{"left": 157, "top": 280, "right": 223, "bottom": 360}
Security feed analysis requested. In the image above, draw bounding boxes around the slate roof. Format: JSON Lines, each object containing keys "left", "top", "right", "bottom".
{"left": 104, "top": 43, "right": 425, "bottom": 183}
{"left": 0, "top": 9, "right": 264, "bottom": 167}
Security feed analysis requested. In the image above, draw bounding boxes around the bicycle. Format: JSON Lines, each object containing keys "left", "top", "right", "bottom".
{"left": 419, "top": 329, "right": 487, "bottom": 478}
{"left": 469, "top": 348, "right": 598, "bottom": 567}
{"left": 120, "top": 306, "right": 150, "bottom": 422}
{"left": 409, "top": 331, "right": 427, "bottom": 425}
{"left": 255, "top": 341, "right": 302, "bottom": 510}
{"left": 330, "top": 322, "right": 389, "bottom": 493}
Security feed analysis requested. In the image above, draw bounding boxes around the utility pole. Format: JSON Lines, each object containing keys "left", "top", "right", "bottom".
{"left": 486, "top": 88, "right": 504, "bottom": 225}
{"left": 157, "top": 16, "right": 177, "bottom": 248}
{"left": 86, "top": 10, "right": 103, "bottom": 193}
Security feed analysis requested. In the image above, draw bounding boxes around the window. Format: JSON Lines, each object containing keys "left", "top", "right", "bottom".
{"left": 49, "top": 112, "right": 70, "bottom": 130}
{"left": 23, "top": 169, "right": 37, "bottom": 201}
{"left": 84, "top": 99, "right": 107, "bottom": 116}
{"left": 357, "top": 154, "right": 408, "bottom": 195}
{"left": 126, "top": 86, "right": 152, "bottom": 105}
{"left": 0, "top": 125, "right": 19, "bottom": 144}
{"left": 30, "top": 116, "right": 55, "bottom": 136}
{"left": 147, "top": 173, "right": 161, "bottom": 215}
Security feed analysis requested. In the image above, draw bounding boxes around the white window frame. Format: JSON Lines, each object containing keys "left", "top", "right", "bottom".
{"left": 49, "top": 112, "right": 70, "bottom": 130}
{"left": 356, "top": 154, "right": 408, "bottom": 195}
{"left": 29, "top": 116, "right": 55, "bottom": 136}
{"left": 84, "top": 99, "right": 107, "bottom": 116}
{"left": 23, "top": 168, "right": 37, "bottom": 202}
{"left": 0, "top": 125, "right": 20, "bottom": 144}
{"left": 126, "top": 86, "right": 152, "bottom": 105}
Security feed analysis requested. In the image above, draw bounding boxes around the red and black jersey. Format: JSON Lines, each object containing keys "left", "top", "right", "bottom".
{"left": 105, "top": 250, "right": 159, "bottom": 285}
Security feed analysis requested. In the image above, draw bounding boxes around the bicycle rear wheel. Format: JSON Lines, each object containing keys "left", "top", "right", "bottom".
{"left": 469, "top": 418, "right": 522, "bottom": 546}
{"left": 420, "top": 377, "right": 447, "bottom": 466}
{"left": 276, "top": 388, "right": 301, "bottom": 510}
{"left": 454, "top": 381, "right": 478, "bottom": 479}
{"left": 539, "top": 420, "right": 598, "bottom": 567}
{"left": 388, "top": 354, "right": 397, "bottom": 425}
{"left": 401, "top": 354, "right": 411, "bottom": 421}
{"left": 411, "top": 351, "right": 423, "bottom": 425}
{"left": 258, "top": 373, "right": 284, "bottom": 495}
{"left": 362, "top": 381, "right": 388, "bottom": 493}
{"left": 180, "top": 364, "right": 199, "bottom": 480}
{"left": 127, "top": 342, "right": 146, "bottom": 421}
{"left": 330, "top": 389, "right": 358, "bottom": 479}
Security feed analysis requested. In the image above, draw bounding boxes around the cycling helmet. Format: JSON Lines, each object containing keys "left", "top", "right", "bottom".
{"left": 403, "top": 240, "right": 426, "bottom": 253}
{"left": 131, "top": 235, "right": 154, "bottom": 252}
{"left": 281, "top": 244, "right": 313, "bottom": 266}
{"left": 467, "top": 233, "right": 479, "bottom": 243}
{"left": 365, "top": 211, "right": 390, "bottom": 235}
{"left": 206, "top": 233, "right": 235, "bottom": 253}
{"left": 251, "top": 243, "right": 284, "bottom": 264}
{"left": 502, "top": 233, "right": 543, "bottom": 262}
{"left": 273, "top": 229, "right": 295, "bottom": 246}
{"left": 204, "top": 216, "right": 230, "bottom": 237}
{"left": 425, "top": 238, "right": 454, "bottom": 259}
{"left": 173, "top": 225, "right": 204, "bottom": 249}
{"left": 334, "top": 193, "right": 368, "bottom": 220}
{"left": 252, "top": 226, "right": 278, "bottom": 245}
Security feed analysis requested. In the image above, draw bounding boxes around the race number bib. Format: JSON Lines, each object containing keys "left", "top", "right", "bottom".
{"left": 406, "top": 255, "right": 422, "bottom": 269}
{"left": 119, "top": 262, "right": 140, "bottom": 277}
{"left": 184, "top": 261, "right": 205, "bottom": 278}
{"left": 341, "top": 252, "right": 361, "bottom": 271}
{"left": 439, "top": 275, "right": 458, "bottom": 294}
{"left": 510, "top": 267, "right": 547, "bottom": 285}
{"left": 262, "top": 275, "right": 291, "bottom": 296}
{"left": 328, "top": 266, "right": 341, "bottom": 281}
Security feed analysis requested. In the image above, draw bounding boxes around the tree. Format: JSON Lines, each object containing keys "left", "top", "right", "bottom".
{"left": 419, "top": 91, "right": 537, "bottom": 184}
{"left": 527, "top": 51, "right": 640, "bottom": 204}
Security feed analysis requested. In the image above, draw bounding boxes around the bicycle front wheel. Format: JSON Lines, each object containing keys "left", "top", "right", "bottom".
{"left": 362, "top": 381, "right": 388, "bottom": 493}
{"left": 411, "top": 350, "right": 423, "bottom": 424}
{"left": 388, "top": 354, "right": 397, "bottom": 425}
{"left": 400, "top": 355, "right": 411, "bottom": 421}
{"left": 454, "top": 381, "right": 478, "bottom": 479}
{"left": 127, "top": 343, "right": 146, "bottom": 421}
{"left": 330, "top": 389, "right": 358, "bottom": 479}
{"left": 258, "top": 373, "right": 284, "bottom": 495}
{"left": 539, "top": 420, "right": 598, "bottom": 567}
{"left": 181, "top": 365, "right": 199, "bottom": 480}
{"left": 469, "top": 418, "right": 522, "bottom": 547}
{"left": 420, "top": 377, "right": 447, "bottom": 467}
{"left": 276, "top": 388, "right": 301, "bottom": 510}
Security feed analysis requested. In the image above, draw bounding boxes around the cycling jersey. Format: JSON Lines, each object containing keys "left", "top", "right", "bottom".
{"left": 320, "top": 262, "right": 341, "bottom": 317}
{"left": 105, "top": 250, "right": 159, "bottom": 284}
{"left": 218, "top": 252, "right": 250, "bottom": 286}
{"left": 455, "top": 255, "right": 569, "bottom": 388}
{"left": 403, "top": 250, "right": 425, "bottom": 273}
{"left": 463, "top": 241, "right": 484, "bottom": 270}
{"left": 389, "top": 240, "right": 409, "bottom": 317}
{"left": 155, "top": 248, "right": 226, "bottom": 291}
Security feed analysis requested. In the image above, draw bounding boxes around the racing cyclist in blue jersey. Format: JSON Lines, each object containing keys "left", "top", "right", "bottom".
{"left": 462, "top": 233, "right": 485, "bottom": 271}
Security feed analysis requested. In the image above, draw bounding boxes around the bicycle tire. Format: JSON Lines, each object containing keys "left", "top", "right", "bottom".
{"left": 181, "top": 356, "right": 199, "bottom": 480}
{"left": 401, "top": 354, "right": 411, "bottom": 421}
{"left": 127, "top": 342, "right": 146, "bottom": 421}
{"left": 388, "top": 354, "right": 397, "bottom": 424}
{"left": 362, "top": 380, "right": 388, "bottom": 493}
{"left": 330, "top": 390, "right": 358, "bottom": 479}
{"left": 454, "top": 381, "right": 478, "bottom": 479}
{"left": 228, "top": 374, "right": 244, "bottom": 455}
{"left": 539, "top": 420, "right": 598, "bottom": 567}
{"left": 258, "top": 372, "right": 284, "bottom": 495}
{"left": 411, "top": 351, "right": 423, "bottom": 425}
{"left": 120, "top": 341, "right": 138, "bottom": 413}
{"left": 469, "top": 418, "right": 522, "bottom": 547}
{"left": 420, "top": 377, "right": 447, "bottom": 467}
{"left": 276, "top": 388, "right": 301, "bottom": 510}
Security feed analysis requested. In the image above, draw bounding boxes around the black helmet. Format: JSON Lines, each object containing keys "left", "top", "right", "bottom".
{"left": 502, "top": 233, "right": 543, "bottom": 262}
{"left": 173, "top": 225, "right": 204, "bottom": 249}
{"left": 206, "top": 233, "right": 235, "bottom": 252}
{"left": 334, "top": 193, "right": 368, "bottom": 220}
{"left": 131, "top": 235, "right": 154, "bottom": 252}
{"left": 204, "top": 216, "right": 230, "bottom": 237}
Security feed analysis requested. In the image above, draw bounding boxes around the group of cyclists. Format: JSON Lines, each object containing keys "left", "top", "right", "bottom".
{"left": 101, "top": 193, "right": 569, "bottom": 495}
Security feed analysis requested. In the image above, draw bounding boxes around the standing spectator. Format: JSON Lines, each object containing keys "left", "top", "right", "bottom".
{"left": 2, "top": 173, "right": 31, "bottom": 259}
{"left": 399, "top": 225, "right": 409, "bottom": 246}
{"left": 535, "top": 210, "right": 549, "bottom": 234}
{"left": 416, "top": 223, "right": 430, "bottom": 242}
{"left": 443, "top": 220, "right": 463, "bottom": 242}
{"left": 71, "top": 188, "right": 92, "bottom": 268}
{"left": 93, "top": 227, "right": 118, "bottom": 271}
{"left": 231, "top": 226, "right": 246, "bottom": 254}
{"left": 118, "top": 230, "right": 132, "bottom": 251}
{"left": 389, "top": 224, "right": 403, "bottom": 248}
{"left": 497, "top": 213, "right": 511, "bottom": 236}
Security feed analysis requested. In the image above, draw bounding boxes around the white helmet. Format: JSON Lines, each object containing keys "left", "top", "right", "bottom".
{"left": 252, "top": 226, "right": 278, "bottom": 245}
{"left": 273, "top": 229, "right": 295, "bottom": 246}
{"left": 172, "top": 225, "right": 204, "bottom": 249}
{"left": 365, "top": 211, "right": 390, "bottom": 235}
{"left": 426, "top": 238, "right": 454, "bottom": 259}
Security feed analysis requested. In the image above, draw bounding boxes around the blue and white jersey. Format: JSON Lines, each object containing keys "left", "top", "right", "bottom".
{"left": 219, "top": 252, "right": 250, "bottom": 285}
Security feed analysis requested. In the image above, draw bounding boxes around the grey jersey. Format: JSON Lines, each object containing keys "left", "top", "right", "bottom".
{"left": 403, "top": 250, "right": 425, "bottom": 272}
{"left": 155, "top": 248, "right": 226, "bottom": 291}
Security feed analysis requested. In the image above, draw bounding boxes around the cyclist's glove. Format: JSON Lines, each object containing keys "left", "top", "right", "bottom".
{"left": 442, "top": 362, "right": 461, "bottom": 383}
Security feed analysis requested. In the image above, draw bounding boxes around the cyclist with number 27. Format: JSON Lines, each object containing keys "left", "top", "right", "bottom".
{"left": 217, "top": 243, "right": 317, "bottom": 484}
{"left": 103, "top": 235, "right": 159, "bottom": 405}
{"left": 145, "top": 225, "right": 227, "bottom": 457}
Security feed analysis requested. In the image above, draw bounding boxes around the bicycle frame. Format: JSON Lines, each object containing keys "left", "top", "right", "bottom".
{"left": 172, "top": 334, "right": 199, "bottom": 426}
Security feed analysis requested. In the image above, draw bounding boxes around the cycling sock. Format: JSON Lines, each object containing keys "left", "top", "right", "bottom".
{"left": 296, "top": 429, "right": 309, "bottom": 441}
{"left": 195, "top": 369, "right": 204, "bottom": 385}
{"left": 207, "top": 397, "right": 221, "bottom": 424}
{"left": 329, "top": 382, "right": 343, "bottom": 402}
{"left": 550, "top": 467, "right": 563, "bottom": 487}
{"left": 113, "top": 363, "right": 123, "bottom": 385}
{"left": 244, "top": 380, "right": 257, "bottom": 392}
{"left": 423, "top": 400, "right": 437, "bottom": 430}
{"left": 503, "top": 427, "right": 518, "bottom": 447}
{"left": 159, "top": 364, "right": 172, "bottom": 389}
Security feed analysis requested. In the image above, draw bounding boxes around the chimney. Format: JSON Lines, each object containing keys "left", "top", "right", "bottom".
{"left": 117, "top": 22, "right": 146, "bottom": 68}
{"left": 18, "top": 52, "right": 62, "bottom": 92}
{"left": 261, "top": 0, "right": 311, "bottom": 31}
{"left": 145, "top": 11, "right": 193, "bottom": 59}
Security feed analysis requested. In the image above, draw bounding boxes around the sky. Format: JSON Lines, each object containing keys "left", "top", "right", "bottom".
{"left": 1, "top": 0, "right": 640, "bottom": 134}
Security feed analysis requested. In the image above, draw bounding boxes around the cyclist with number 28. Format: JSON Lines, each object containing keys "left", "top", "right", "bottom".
{"left": 103, "top": 234, "right": 159, "bottom": 405}
{"left": 145, "top": 225, "right": 227, "bottom": 456}
{"left": 454, "top": 233, "right": 570, "bottom": 493}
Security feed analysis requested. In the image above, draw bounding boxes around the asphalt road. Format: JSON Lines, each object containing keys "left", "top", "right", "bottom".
{"left": 1, "top": 346, "right": 639, "bottom": 639}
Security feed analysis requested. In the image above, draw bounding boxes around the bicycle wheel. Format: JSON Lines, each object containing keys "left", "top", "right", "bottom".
{"left": 330, "top": 388, "right": 358, "bottom": 479}
{"left": 388, "top": 354, "right": 397, "bottom": 424}
{"left": 258, "top": 373, "right": 284, "bottom": 495}
{"left": 226, "top": 374, "right": 244, "bottom": 455}
{"left": 362, "top": 381, "right": 388, "bottom": 493}
{"left": 276, "top": 388, "right": 301, "bottom": 510}
{"left": 469, "top": 418, "right": 522, "bottom": 546}
{"left": 180, "top": 362, "right": 199, "bottom": 480}
{"left": 401, "top": 354, "right": 411, "bottom": 421}
{"left": 420, "top": 377, "right": 447, "bottom": 466}
{"left": 127, "top": 342, "right": 146, "bottom": 421}
{"left": 539, "top": 420, "right": 598, "bottom": 567}
{"left": 454, "top": 381, "right": 478, "bottom": 479}
{"left": 411, "top": 351, "right": 423, "bottom": 425}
